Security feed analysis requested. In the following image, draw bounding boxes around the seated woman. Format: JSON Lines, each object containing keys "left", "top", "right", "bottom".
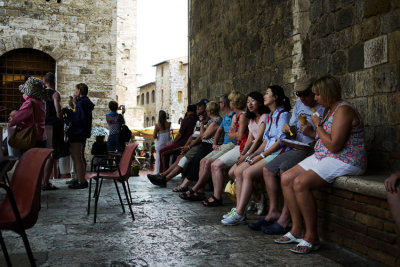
{"left": 179, "top": 101, "right": 222, "bottom": 200}
{"left": 225, "top": 91, "right": 269, "bottom": 211}
{"left": 250, "top": 76, "right": 325, "bottom": 234}
{"left": 276, "top": 75, "right": 367, "bottom": 254}
{"left": 222, "top": 85, "right": 291, "bottom": 225}
{"left": 203, "top": 91, "right": 248, "bottom": 206}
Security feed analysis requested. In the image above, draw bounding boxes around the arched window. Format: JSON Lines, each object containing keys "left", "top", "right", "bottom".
{"left": 141, "top": 93, "right": 144, "bottom": 105}
{"left": 146, "top": 92, "right": 149, "bottom": 104}
{"left": 151, "top": 116, "right": 155, "bottom": 126}
{"left": 146, "top": 117, "right": 149, "bottom": 127}
{"left": 137, "top": 95, "right": 140, "bottom": 105}
{"left": 0, "top": 48, "right": 55, "bottom": 122}
{"left": 151, "top": 90, "right": 155, "bottom": 103}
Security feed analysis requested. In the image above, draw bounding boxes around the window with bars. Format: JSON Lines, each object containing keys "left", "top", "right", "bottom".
{"left": 0, "top": 48, "right": 55, "bottom": 122}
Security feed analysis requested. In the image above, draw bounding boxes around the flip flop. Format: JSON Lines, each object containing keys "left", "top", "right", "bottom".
{"left": 274, "top": 232, "right": 303, "bottom": 244}
{"left": 261, "top": 222, "right": 290, "bottom": 235}
{"left": 179, "top": 189, "right": 205, "bottom": 201}
{"left": 289, "top": 240, "right": 320, "bottom": 254}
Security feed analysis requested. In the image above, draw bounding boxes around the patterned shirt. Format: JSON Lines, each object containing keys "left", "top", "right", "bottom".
{"left": 314, "top": 101, "right": 367, "bottom": 169}
{"left": 106, "top": 112, "right": 124, "bottom": 135}
{"left": 202, "top": 116, "right": 222, "bottom": 144}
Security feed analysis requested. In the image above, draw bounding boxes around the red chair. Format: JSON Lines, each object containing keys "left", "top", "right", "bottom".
{"left": 85, "top": 143, "right": 138, "bottom": 223}
{"left": 0, "top": 148, "right": 53, "bottom": 267}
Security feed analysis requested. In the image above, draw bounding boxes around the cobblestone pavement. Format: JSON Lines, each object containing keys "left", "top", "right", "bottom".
{"left": 0, "top": 173, "right": 381, "bottom": 266}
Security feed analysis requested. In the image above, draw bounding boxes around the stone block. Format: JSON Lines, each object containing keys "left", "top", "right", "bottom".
{"left": 335, "top": 7, "right": 354, "bottom": 31}
{"left": 329, "top": 50, "right": 347, "bottom": 75}
{"left": 389, "top": 92, "right": 400, "bottom": 124}
{"left": 364, "top": 35, "right": 388, "bottom": 68}
{"left": 354, "top": 68, "right": 374, "bottom": 97}
{"left": 340, "top": 73, "right": 355, "bottom": 98}
{"left": 361, "top": 16, "right": 381, "bottom": 41}
{"left": 6, "top": 9, "right": 18, "bottom": 16}
{"left": 388, "top": 31, "right": 400, "bottom": 63}
{"left": 0, "top": 8, "right": 5, "bottom": 16}
{"left": 347, "top": 97, "right": 367, "bottom": 124}
{"left": 348, "top": 43, "right": 364, "bottom": 72}
{"left": 364, "top": 0, "right": 391, "bottom": 18}
{"left": 374, "top": 63, "right": 398, "bottom": 93}
{"left": 367, "top": 95, "right": 389, "bottom": 126}
{"left": 310, "top": 0, "right": 323, "bottom": 22}
{"left": 355, "top": 213, "right": 383, "bottom": 230}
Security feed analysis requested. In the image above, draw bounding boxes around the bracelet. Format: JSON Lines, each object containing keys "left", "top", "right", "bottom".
{"left": 260, "top": 153, "right": 265, "bottom": 159}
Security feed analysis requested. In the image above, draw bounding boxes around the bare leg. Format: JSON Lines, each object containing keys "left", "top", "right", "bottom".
{"left": 387, "top": 190, "right": 400, "bottom": 233}
{"left": 192, "top": 158, "right": 213, "bottom": 192}
{"left": 293, "top": 170, "right": 328, "bottom": 250}
{"left": 280, "top": 165, "right": 306, "bottom": 238}
{"left": 165, "top": 166, "right": 184, "bottom": 181}
{"left": 69, "top": 142, "right": 85, "bottom": 183}
{"left": 236, "top": 160, "right": 265, "bottom": 215}
{"left": 161, "top": 154, "right": 184, "bottom": 176}
{"left": 233, "top": 162, "right": 251, "bottom": 210}
{"left": 43, "top": 155, "right": 55, "bottom": 185}
{"left": 263, "top": 167, "right": 282, "bottom": 222}
{"left": 211, "top": 159, "right": 228, "bottom": 200}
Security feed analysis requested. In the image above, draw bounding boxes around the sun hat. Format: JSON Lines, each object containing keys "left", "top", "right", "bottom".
{"left": 294, "top": 76, "right": 316, "bottom": 92}
{"left": 18, "top": 77, "right": 47, "bottom": 99}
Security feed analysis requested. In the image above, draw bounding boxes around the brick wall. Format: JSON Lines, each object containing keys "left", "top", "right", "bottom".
{"left": 315, "top": 187, "right": 400, "bottom": 266}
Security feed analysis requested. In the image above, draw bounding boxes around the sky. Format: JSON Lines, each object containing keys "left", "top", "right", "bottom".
{"left": 136, "top": 0, "right": 188, "bottom": 86}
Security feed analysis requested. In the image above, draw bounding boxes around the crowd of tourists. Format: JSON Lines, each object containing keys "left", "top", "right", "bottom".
{"left": 148, "top": 74, "right": 400, "bottom": 254}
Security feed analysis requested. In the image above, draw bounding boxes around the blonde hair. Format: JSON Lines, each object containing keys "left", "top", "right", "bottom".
{"left": 206, "top": 101, "right": 220, "bottom": 116}
{"left": 228, "top": 90, "right": 246, "bottom": 110}
{"left": 312, "top": 75, "right": 342, "bottom": 105}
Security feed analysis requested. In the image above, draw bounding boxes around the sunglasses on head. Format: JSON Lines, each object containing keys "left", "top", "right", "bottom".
{"left": 295, "top": 90, "right": 311, "bottom": 97}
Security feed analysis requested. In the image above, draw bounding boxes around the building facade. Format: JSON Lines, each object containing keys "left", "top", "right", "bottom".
{"left": 0, "top": 0, "right": 139, "bottom": 128}
{"left": 153, "top": 57, "right": 188, "bottom": 124}
{"left": 138, "top": 82, "right": 156, "bottom": 128}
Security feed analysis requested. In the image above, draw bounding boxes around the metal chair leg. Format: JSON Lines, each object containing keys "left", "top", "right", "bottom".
{"left": 19, "top": 229, "right": 36, "bottom": 267}
{"left": 114, "top": 180, "right": 125, "bottom": 213}
{"left": 121, "top": 181, "right": 135, "bottom": 221}
{"left": 93, "top": 178, "right": 102, "bottom": 224}
{"left": 126, "top": 180, "right": 133, "bottom": 204}
{"left": 87, "top": 179, "right": 92, "bottom": 215}
{"left": 0, "top": 231, "right": 12, "bottom": 267}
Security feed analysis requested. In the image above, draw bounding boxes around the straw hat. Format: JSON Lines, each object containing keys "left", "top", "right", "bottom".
{"left": 18, "top": 77, "right": 47, "bottom": 99}
{"left": 294, "top": 76, "right": 316, "bottom": 92}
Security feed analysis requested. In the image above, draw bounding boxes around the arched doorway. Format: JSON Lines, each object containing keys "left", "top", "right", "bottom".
{"left": 0, "top": 48, "right": 56, "bottom": 122}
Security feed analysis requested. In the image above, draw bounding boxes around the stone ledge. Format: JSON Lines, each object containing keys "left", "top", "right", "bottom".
{"left": 332, "top": 172, "right": 387, "bottom": 200}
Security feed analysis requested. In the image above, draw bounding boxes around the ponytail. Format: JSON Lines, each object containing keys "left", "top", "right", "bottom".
{"left": 282, "top": 96, "right": 291, "bottom": 111}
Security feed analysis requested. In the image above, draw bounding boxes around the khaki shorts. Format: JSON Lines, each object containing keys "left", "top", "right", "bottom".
{"left": 177, "top": 144, "right": 201, "bottom": 168}
{"left": 204, "top": 142, "right": 235, "bottom": 160}
{"left": 216, "top": 145, "right": 241, "bottom": 167}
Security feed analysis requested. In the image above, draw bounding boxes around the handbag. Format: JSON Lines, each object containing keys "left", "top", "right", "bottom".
{"left": 224, "top": 180, "right": 237, "bottom": 202}
{"left": 8, "top": 101, "right": 37, "bottom": 150}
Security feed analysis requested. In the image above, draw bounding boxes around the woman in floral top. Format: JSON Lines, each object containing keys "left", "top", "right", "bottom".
{"left": 276, "top": 75, "right": 367, "bottom": 254}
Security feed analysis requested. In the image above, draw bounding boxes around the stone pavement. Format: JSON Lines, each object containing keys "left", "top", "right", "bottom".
{"left": 0, "top": 173, "right": 381, "bottom": 266}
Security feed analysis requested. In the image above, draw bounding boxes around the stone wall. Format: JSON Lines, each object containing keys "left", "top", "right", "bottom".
{"left": 0, "top": 0, "right": 117, "bottom": 128}
{"left": 189, "top": 0, "right": 400, "bottom": 169}
{"left": 138, "top": 82, "right": 156, "bottom": 127}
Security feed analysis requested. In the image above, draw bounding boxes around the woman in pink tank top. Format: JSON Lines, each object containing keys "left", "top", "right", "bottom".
{"left": 277, "top": 75, "right": 367, "bottom": 254}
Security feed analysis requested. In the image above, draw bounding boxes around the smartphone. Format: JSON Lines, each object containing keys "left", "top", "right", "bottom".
{"left": 121, "top": 105, "right": 125, "bottom": 110}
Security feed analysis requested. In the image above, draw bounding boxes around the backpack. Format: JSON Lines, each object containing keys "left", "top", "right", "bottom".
{"left": 119, "top": 124, "right": 132, "bottom": 143}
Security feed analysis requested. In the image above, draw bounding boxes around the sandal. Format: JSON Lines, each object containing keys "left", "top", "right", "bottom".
{"left": 42, "top": 183, "right": 59, "bottom": 191}
{"left": 172, "top": 185, "right": 188, "bottom": 192}
{"left": 274, "top": 232, "right": 303, "bottom": 244}
{"left": 289, "top": 240, "right": 320, "bottom": 254}
{"left": 202, "top": 195, "right": 223, "bottom": 207}
{"left": 179, "top": 189, "right": 205, "bottom": 201}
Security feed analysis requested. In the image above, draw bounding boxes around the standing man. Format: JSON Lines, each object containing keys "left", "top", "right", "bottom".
{"left": 42, "top": 72, "right": 63, "bottom": 190}
{"left": 68, "top": 83, "right": 95, "bottom": 189}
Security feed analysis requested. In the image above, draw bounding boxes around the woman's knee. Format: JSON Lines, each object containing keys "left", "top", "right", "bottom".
{"left": 211, "top": 160, "right": 222, "bottom": 172}
{"left": 281, "top": 171, "right": 294, "bottom": 188}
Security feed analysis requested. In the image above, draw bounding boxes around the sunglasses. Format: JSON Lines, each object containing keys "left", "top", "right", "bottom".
{"left": 295, "top": 90, "right": 311, "bottom": 97}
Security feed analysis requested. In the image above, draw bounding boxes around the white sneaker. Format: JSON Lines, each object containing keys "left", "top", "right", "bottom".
{"left": 221, "top": 211, "right": 246, "bottom": 226}
{"left": 255, "top": 194, "right": 265, "bottom": 216}
{"left": 222, "top": 207, "right": 237, "bottom": 219}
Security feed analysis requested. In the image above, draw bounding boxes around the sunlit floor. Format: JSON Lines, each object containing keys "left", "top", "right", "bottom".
{"left": 0, "top": 173, "right": 379, "bottom": 266}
